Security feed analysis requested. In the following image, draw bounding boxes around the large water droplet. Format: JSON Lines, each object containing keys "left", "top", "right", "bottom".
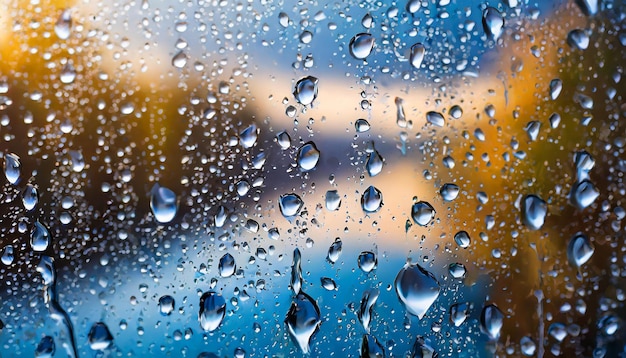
{"left": 361, "top": 334, "right": 385, "bottom": 358}
{"left": 31, "top": 221, "right": 51, "bottom": 252}
{"left": 291, "top": 248, "right": 303, "bottom": 294}
{"left": 150, "top": 184, "right": 178, "bottom": 223}
{"left": 325, "top": 190, "right": 341, "bottom": 211}
{"left": 158, "top": 295, "right": 175, "bottom": 316}
{"left": 35, "top": 336, "right": 55, "bottom": 357}
{"left": 525, "top": 121, "right": 541, "bottom": 141}
{"left": 366, "top": 150, "right": 384, "bottom": 177}
{"left": 278, "top": 12, "right": 290, "bottom": 27}
{"left": 349, "top": 33, "right": 375, "bottom": 60}
{"left": 293, "top": 76, "right": 318, "bottom": 106}
{"left": 570, "top": 180, "right": 599, "bottom": 209}
{"left": 60, "top": 63, "right": 76, "bottom": 84}
{"left": 357, "top": 288, "right": 379, "bottom": 333}
{"left": 361, "top": 186, "right": 383, "bottom": 213}
{"left": 285, "top": 292, "right": 321, "bottom": 354}
{"left": 549, "top": 79, "right": 563, "bottom": 100}
{"left": 411, "top": 336, "right": 437, "bottom": 358}
{"left": 1, "top": 245, "right": 14, "bottom": 265}
{"left": 454, "top": 231, "right": 471, "bottom": 249}
{"left": 575, "top": 0, "right": 598, "bottom": 16}
{"left": 482, "top": 7, "right": 504, "bottom": 41}
{"left": 410, "top": 43, "right": 426, "bottom": 69}
{"left": 567, "top": 233, "right": 594, "bottom": 268}
{"left": 480, "top": 304, "right": 504, "bottom": 340}
{"left": 22, "top": 183, "right": 39, "bottom": 211}
{"left": 219, "top": 253, "right": 236, "bottom": 278}
{"left": 297, "top": 142, "right": 320, "bottom": 171}
{"left": 450, "top": 302, "right": 470, "bottom": 327}
{"left": 411, "top": 201, "right": 436, "bottom": 226}
{"left": 199, "top": 291, "right": 226, "bottom": 332}
{"left": 327, "top": 238, "right": 342, "bottom": 264}
{"left": 88, "top": 322, "right": 114, "bottom": 350}
{"left": 395, "top": 263, "right": 440, "bottom": 319}
{"left": 426, "top": 111, "right": 445, "bottom": 127}
{"left": 355, "top": 118, "right": 371, "bottom": 133}
{"left": 172, "top": 51, "right": 188, "bottom": 68}
{"left": 240, "top": 124, "right": 259, "bottom": 148}
{"left": 440, "top": 183, "right": 459, "bottom": 202}
{"left": 54, "top": 9, "right": 72, "bottom": 40}
{"left": 548, "top": 322, "right": 567, "bottom": 342}
{"left": 567, "top": 29, "right": 590, "bottom": 50}
{"left": 406, "top": 0, "right": 421, "bottom": 14}
{"left": 3, "top": 153, "right": 21, "bottom": 185}
{"left": 358, "top": 251, "right": 377, "bottom": 273}
{"left": 276, "top": 130, "right": 291, "bottom": 149}
{"left": 279, "top": 193, "right": 304, "bottom": 217}
{"left": 520, "top": 336, "right": 537, "bottom": 356}
{"left": 521, "top": 195, "right": 547, "bottom": 230}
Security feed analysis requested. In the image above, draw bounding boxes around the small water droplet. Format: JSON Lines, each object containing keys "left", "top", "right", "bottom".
{"left": 88, "top": 322, "right": 114, "bottom": 350}
{"left": 395, "top": 263, "right": 440, "bottom": 319}
{"left": 454, "top": 231, "right": 471, "bottom": 248}
{"left": 426, "top": 111, "right": 445, "bottom": 127}
{"left": 321, "top": 277, "right": 338, "bottom": 291}
{"left": 361, "top": 186, "right": 383, "bottom": 213}
{"left": 355, "top": 119, "right": 371, "bottom": 132}
{"left": 450, "top": 302, "right": 470, "bottom": 327}
{"left": 54, "top": 9, "right": 72, "bottom": 40}
{"left": 69, "top": 150, "right": 85, "bottom": 172}
{"left": 31, "top": 221, "right": 51, "bottom": 252}
{"left": 357, "top": 288, "right": 379, "bottom": 332}
{"left": 361, "top": 13, "right": 373, "bottom": 28}
{"left": 293, "top": 76, "right": 318, "bottom": 106}
{"left": 480, "top": 304, "right": 504, "bottom": 340}
{"left": 158, "top": 295, "right": 175, "bottom": 316}
{"left": 366, "top": 150, "right": 384, "bottom": 177}
{"left": 549, "top": 79, "right": 563, "bottom": 100}
{"left": 567, "top": 233, "right": 594, "bottom": 267}
{"left": 349, "top": 33, "right": 375, "bottom": 60}
{"left": 279, "top": 193, "right": 304, "bottom": 217}
{"left": 22, "top": 184, "right": 38, "bottom": 211}
{"left": 567, "top": 29, "right": 590, "bottom": 50}
{"left": 327, "top": 238, "right": 342, "bottom": 263}
{"left": 219, "top": 253, "right": 236, "bottom": 278}
{"left": 199, "top": 291, "right": 226, "bottom": 332}
{"left": 521, "top": 195, "right": 547, "bottom": 230}
{"left": 358, "top": 251, "right": 377, "bottom": 273}
{"left": 3, "top": 153, "right": 21, "bottom": 185}
{"left": 150, "top": 184, "right": 177, "bottom": 223}
{"left": 482, "top": 7, "right": 504, "bottom": 41}
{"left": 35, "top": 336, "right": 55, "bottom": 357}
{"left": 240, "top": 124, "right": 258, "bottom": 148}
{"left": 411, "top": 201, "right": 435, "bottom": 226}
{"left": 285, "top": 291, "right": 321, "bottom": 354}
{"left": 410, "top": 43, "right": 426, "bottom": 69}
{"left": 361, "top": 334, "right": 385, "bottom": 357}
{"left": 440, "top": 183, "right": 459, "bottom": 201}
{"left": 297, "top": 142, "right": 320, "bottom": 171}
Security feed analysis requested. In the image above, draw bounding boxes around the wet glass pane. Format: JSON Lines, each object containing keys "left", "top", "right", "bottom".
{"left": 0, "top": 0, "right": 624, "bottom": 356}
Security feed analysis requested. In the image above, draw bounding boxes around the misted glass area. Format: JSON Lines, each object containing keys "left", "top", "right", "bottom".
{"left": 0, "top": 0, "right": 624, "bottom": 356}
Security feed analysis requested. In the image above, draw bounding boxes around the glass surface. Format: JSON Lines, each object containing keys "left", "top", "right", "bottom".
{"left": 0, "top": 0, "right": 625, "bottom": 356}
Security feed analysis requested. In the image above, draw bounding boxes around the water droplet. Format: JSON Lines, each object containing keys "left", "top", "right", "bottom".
{"left": 361, "top": 186, "right": 383, "bottom": 213}
{"left": 158, "top": 295, "right": 175, "bottom": 316}
{"left": 575, "top": 0, "right": 598, "bottom": 16}
{"left": 1, "top": 245, "right": 14, "bottom": 265}
{"left": 355, "top": 119, "right": 371, "bottom": 132}
{"left": 349, "top": 33, "right": 375, "bottom": 60}
{"left": 598, "top": 315, "right": 619, "bottom": 336}
{"left": 214, "top": 205, "right": 227, "bottom": 228}
{"left": 440, "top": 183, "right": 459, "bottom": 202}
{"left": 549, "top": 113, "right": 561, "bottom": 128}
{"left": 59, "top": 62, "right": 77, "bottom": 84}
{"left": 550, "top": 79, "right": 563, "bottom": 100}
{"left": 358, "top": 251, "right": 377, "bottom": 273}
{"left": 327, "top": 238, "right": 342, "bottom": 263}
{"left": 395, "top": 263, "right": 440, "bottom": 319}
{"left": 482, "top": 7, "right": 504, "bottom": 41}
{"left": 239, "top": 124, "right": 258, "bottom": 148}
{"left": 366, "top": 150, "right": 384, "bottom": 177}
{"left": 411, "top": 336, "right": 437, "bottom": 358}
{"left": 120, "top": 102, "right": 134, "bottom": 115}
{"left": 409, "top": 43, "right": 426, "bottom": 69}
{"left": 361, "top": 334, "right": 385, "bottom": 357}
{"left": 411, "top": 201, "right": 436, "bottom": 226}
{"left": 454, "top": 231, "right": 471, "bottom": 249}
{"left": 525, "top": 121, "right": 541, "bottom": 141}
{"left": 279, "top": 193, "right": 304, "bottom": 217}
{"left": 521, "top": 195, "right": 547, "bottom": 230}
{"left": 285, "top": 291, "right": 321, "bottom": 354}
{"left": 448, "top": 263, "right": 466, "bottom": 279}
{"left": 54, "top": 9, "right": 72, "bottom": 40}
{"left": 574, "top": 151, "right": 595, "bottom": 180}
{"left": 276, "top": 131, "right": 291, "bottom": 149}
{"left": 567, "top": 233, "right": 594, "bottom": 267}
{"left": 236, "top": 180, "right": 250, "bottom": 197}
{"left": 321, "top": 277, "right": 337, "bottom": 291}
{"left": 219, "top": 253, "right": 236, "bottom": 278}
{"left": 199, "top": 291, "right": 226, "bottom": 332}
{"left": 325, "top": 190, "right": 341, "bottom": 211}
{"left": 172, "top": 51, "right": 188, "bottom": 68}
{"left": 35, "top": 336, "right": 55, "bottom": 357}
{"left": 520, "top": 336, "right": 536, "bottom": 356}
{"left": 361, "top": 13, "right": 373, "bottom": 28}
{"left": 69, "top": 150, "right": 85, "bottom": 172}
{"left": 88, "top": 322, "right": 114, "bottom": 350}
{"left": 150, "top": 184, "right": 178, "bottom": 223}
{"left": 570, "top": 180, "right": 599, "bottom": 209}
{"left": 450, "top": 105, "right": 463, "bottom": 119}
{"left": 278, "top": 12, "right": 290, "bottom": 27}
{"left": 426, "top": 111, "right": 445, "bottom": 127}
{"left": 567, "top": 29, "right": 589, "bottom": 50}
{"left": 297, "top": 142, "right": 320, "bottom": 171}
{"left": 396, "top": 97, "right": 407, "bottom": 128}
{"left": 407, "top": 0, "right": 421, "bottom": 14}
{"left": 548, "top": 322, "right": 567, "bottom": 342}
{"left": 358, "top": 288, "right": 379, "bottom": 332}
{"left": 31, "top": 221, "right": 51, "bottom": 252}
{"left": 480, "top": 304, "right": 504, "bottom": 340}
{"left": 290, "top": 248, "right": 303, "bottom": 294}
{"left": 22, "top": 183, "right": 38, "bottom": 211}
{"left": 450, "top": 302, "right": 470, "bottom": 327}
{"left": 293, "top": 76, "right": 318, "bottom": 106}
{"left": 3, "top": 153, "right": 21, "bottom": 185}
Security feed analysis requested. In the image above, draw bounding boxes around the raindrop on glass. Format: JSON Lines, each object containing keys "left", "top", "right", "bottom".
{"left": 567, "top": 233, "right": 594, "bottom": 268}
{"left": 361, "top": 186, "right": 383, "bottom": 213}
{"left": 570, "top": 180, "right": 599, "bottom": 209}
{"left": 411, "top": 201, "right": 436, "bottom": 226}
{"left": 549, "top": 79, "right": 563, "bottom": 100}
{"left": 150, "top": 184, "right": 177, "bottom": 223}
{"left": 366, "top": 150, "right": 383, "bottom": 177}
{"left": 521, "top": 194, "right": 547, "bottom": 230}
{"left": 327, "top": 238, "right": 342, "bottom": 263}
{"left": 406, "top": 0, "right": 421, "bottom": 14}
{"left": 426, "top": 111, "right": 445, "bottom": 127}
{"left": 22, "top": 183, "right": 38, "bottom": 211}
{"left": 520, "top": 336, "right": 536, "bottom": 356}
{"left": 285, "top": 292, "right": 321, "bottom": 354}
{"left": 88, "top": 322, "right": 114, "bottom": 350}
{"left": 325, "top": 190, "right": 341, "bottom": 211}
{"left": 358, "top": 251, "right": 377, "bottom": 273}
{"left": 482, "top": 7, "right": 504, "bottom": 41}
{"left": 199, "top": 291, "right": 226, "bottom": 332}
{"left": 411, "top": 336, "right": 437, "bottom": 358}
{"left": 440, "top": 183, "right": 459, "bottom": 202}
{"left": 219, "top": 253, "right": 236, "bottom": 278}
{"left": 297, "top": 142, "right": 320, "bottom": 171}
{"left": 31, "top": 221, "right": 51, "bottom": 252}
{"left": 349, "top": 33, "right": 375, "bottom": 60}
{"left": 357, "top": 288, "right": 379, "bottom": 333}
{"left": 158, "top": 295, "right": 175, "bottom": 316}
{"left": 279, "top": 193, "right": 304, "bottom": 217}
{"left": 240, "top": 124, "right": 258, "bottom": 149}
{"left": 410, "top": 43, "right": 426, "bottom": 69}
{"left": 480, "top": 304, "right": 504, "bottom": 340}
{"left": 35, "top": 336, "right": 55, "bottom": 358}
{"left": 1, "top": 245, "right": 14, "bottom": 265}
{"left": 450, "top": 302, "right": 470, "bottom": 327}
{"left": 60, "top": 63, "right": 76, "bottom": 84}
{"left": 448, "top": 263, "right": 466, "bottom": 279}
{"left": 293, "top": 76, "right": 318, "bottom": 106}
{"left": 454, "top": 231, "right": 471, "bottom": 249}
{"left": 395, "top": 263, "right": 440, "bottom": 319}
{"left": 567, "top": 29, "right": 589, "bottom": 50}
{"left": 355, "top": 119, "right": 371, "bottom": 132}
{"left": 361, "top": 334, "right": 385, "bottom": 357}
{"left": 172, "top": 51, "right": 188, "bottom": 68}
{"left": 291, "top": 248, "right": 303, "bottom": 295}
{"left": 276, "top": 131, "right": 291, "bottom": 149}
{"left": 3, "top": 153, "right": 20, "bottom": 185}
{"left": 320, "top": 277, "right": 337, "bottom": 291}
{"left": 54, "top": 9, "right": 72, "bottom": 40}
{"left": 575, "top": 0, "right": 598, "bottom": 16}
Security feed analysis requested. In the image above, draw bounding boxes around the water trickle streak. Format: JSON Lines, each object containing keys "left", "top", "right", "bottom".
{"left": 357, "top": 288, "right": 379, "bottom": 333}
{"left": 285, "top": 291, "right": 322, "bottom": 354}
{"left": 291, "top": 248, "right": 303, "bottom": 295}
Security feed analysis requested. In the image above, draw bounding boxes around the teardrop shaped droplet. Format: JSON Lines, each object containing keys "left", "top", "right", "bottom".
{"left": 35, "top": 336, "right": 55, "bottom": 357}
{"left": 395, "top": 263, "right": 440, "bottom": 319}
{"left": 320, "top": 277, "right": 338, "bottom": 291}
{"left": 567, "top": 29, "right": 589, "bottom": 50}
{"left": 525, "top": 121, "right": 541, "bottom": 141}
{"left": 355, "top": 118, "right": 371, "bottom": 132}
{"left": 409, "top": 43, "right": 426, "bottom": 69}
{"left": 199, "top": 291, "right": 226, "bottom": 332}
{"left": 172, "top": 51, "right": 188, "bottom": 68}
{"left": 88, "top": 322, "right": 114, "bottom": 350}
{"left": 297, "top": 142, "right": 320, "bottom": 171}
{"left": 440, "top": 183, "right": 460, "bottom": 202}
{"left": 293, "top": 76, "right": 319, "bottom": 106}
{"left": 357, "top": 288, "right": 379, "bottom": 333}
{"left": 549, "top": 79, "right": 563, "bottom": 100}
{"left": 426, "top": 111, "right": 445, "bottom": 127}
{"left": 327, "top": 238, "right": 342, "bottom": 264}
{"left": 349, "top": 33, "right": 375, "bottom": 60}
{"left": 150, "top": 184, "right": 177, "bottom": 223}
{"left": 361, "top": 186, "right": 383, "bottom": 213}
{"left": 285, "top": 292, "right": 321, "bottom": 354}
{"left": 567, "top": 233, "right": 594, "bottom": 268}
{"left": 22, "top": 183, "right": 39, "bottom": 211}
{"left": 279, "top": 193, "right": 304, "bottom": 217}
{"left": 276, "top": 130, "right": 292, "bottom": 149}
{"left": 1, "top": 245, "right": 14, "bottom": 265}
{"left": 291, "top": 248, "right": 303, "bottom": 294}
{"left": 361, "top": 334, "right": 385, "bottom": 358}
{"left": 411, "top": 201, "right": 436, "bottom": 226}
{"left": 521, "top": 194, "right": 547, "bottom": 230}
{"left": 3, "top": 153, "right": 21, "bottom": 185}
{"left": 31, "top": 221, "right": 51, "bottom": 252}
{"left": 482, "top": 7, "right": 504, "bottom": 41}
{"left": 54, "top": 9, "right": 72, "bottom": 40}
{"left": 218, "top": 253, "right": 236, "bottom": 278}
{"left": 366, "top": 150, "right": 383, "bottom": 177}
{"left": 158, "top": 295, "right": 175, "bottom": 316}
{"left": 358, "top": 251, "right": 377, "bottom": 273}
{"left": 480, "top": 304, "right": 504, "bottom": 340}
{"left": 239, "top": 124, "right": 258, "bottom": 148}
{"left": 450, "top": 302, "right": 470, "bottom": 327}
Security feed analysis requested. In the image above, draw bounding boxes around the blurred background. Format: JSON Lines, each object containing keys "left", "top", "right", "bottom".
{"left": 0, "top": 0, "right": 625, "bottom": 356}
